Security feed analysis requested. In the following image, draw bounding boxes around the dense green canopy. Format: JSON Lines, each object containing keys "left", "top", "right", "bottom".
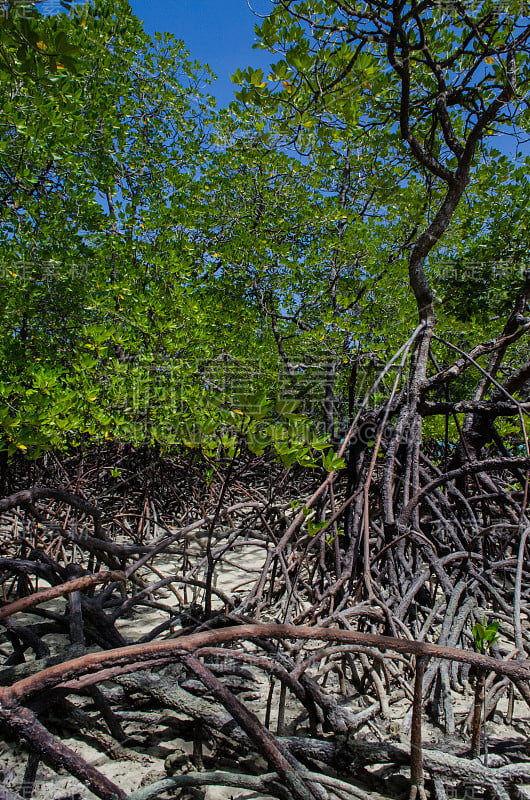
{"left": 1, "top": 0, "right": 529, "bottom": 470}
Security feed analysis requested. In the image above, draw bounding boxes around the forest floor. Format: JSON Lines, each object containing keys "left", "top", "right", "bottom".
{"left": 1, "top": 531, "right": 530, "bottom": 800}
{"left": 1, "top": 450, "right": 530, "bottom": 800}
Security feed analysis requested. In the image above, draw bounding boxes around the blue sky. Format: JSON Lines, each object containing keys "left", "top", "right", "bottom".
{"left": 128, "top": 0, "right": 274, "bottom": 107}
{"left": 39, "top": 0, "right": 274, "bottom": 107}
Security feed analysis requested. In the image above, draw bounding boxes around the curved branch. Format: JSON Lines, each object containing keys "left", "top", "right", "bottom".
{"left": 0, "top": 571, "right": 125, "bottom": 622}
{"left": 398, "top": 457, "right": 530, "bottom": 531}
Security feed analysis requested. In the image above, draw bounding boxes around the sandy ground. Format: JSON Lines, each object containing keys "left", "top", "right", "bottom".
{"left": 0, "top": 537, "right": 277, "bottom": 800}
{"left": 2, "top": 537, "right": 530, "bottom": 800}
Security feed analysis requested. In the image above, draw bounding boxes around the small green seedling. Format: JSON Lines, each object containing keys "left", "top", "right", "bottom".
{"left": 472, "top": 617, "right": 500, "bottom": 653}
{"left": 470, "top": 617, "right": 500, "bottom": 762}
